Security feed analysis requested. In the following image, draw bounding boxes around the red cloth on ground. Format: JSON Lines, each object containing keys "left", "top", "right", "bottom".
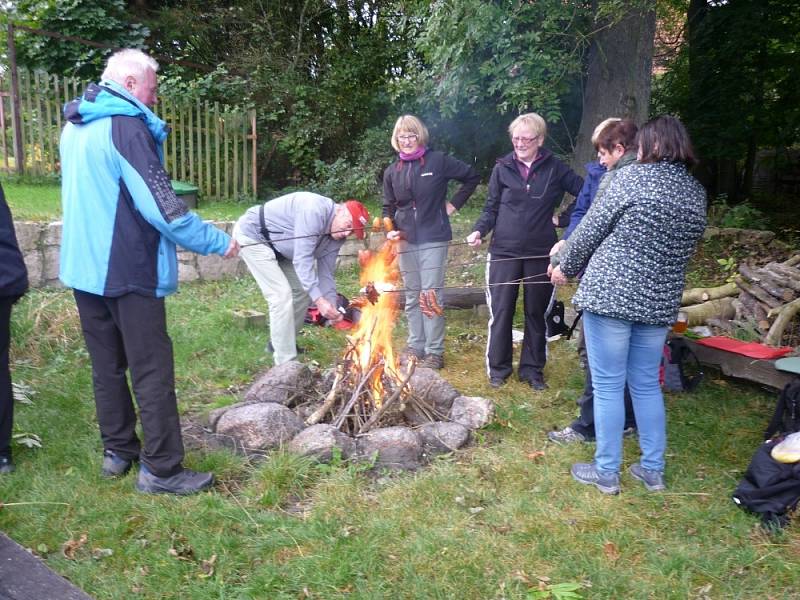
{"left": 694, "top": 336, "right": 794, "bottom": 360}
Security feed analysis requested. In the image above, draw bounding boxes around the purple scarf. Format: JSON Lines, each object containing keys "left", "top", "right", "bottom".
{"left": 399, "top": 146, "right": 427, "bottom": 162}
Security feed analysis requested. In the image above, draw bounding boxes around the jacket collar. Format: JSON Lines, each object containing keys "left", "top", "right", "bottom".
{"left": 498, "top": 147, "right": 552, "bottom": 171}
{"left": 610, "top": 151, "right": 637, "bottom": 171}
{"left": 64, "top": 81, "right": 169, "bottom": 154}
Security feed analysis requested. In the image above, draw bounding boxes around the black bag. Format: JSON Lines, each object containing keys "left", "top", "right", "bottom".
{"left": 660, "top": 337, "right": 704, "bottom": 392}
{"left": 764, "top": 378, "right": 800, "bottom": 440}
{"left": 732, "top": 439, "right": 800, "bottom": 529}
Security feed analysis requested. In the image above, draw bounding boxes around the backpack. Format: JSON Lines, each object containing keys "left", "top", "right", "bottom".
{"left": 732, "top": 439, "right": 800, "bottom": 529}
{"left": 660, "top": 337, "right": 704, "bottom": 392}
{"left": 763, "top": 378, "right": 800, "bottom": 440}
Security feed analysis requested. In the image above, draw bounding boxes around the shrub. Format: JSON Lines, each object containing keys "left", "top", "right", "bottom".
{"left": 707, "top": 195, "right": 769, "bottom": 230}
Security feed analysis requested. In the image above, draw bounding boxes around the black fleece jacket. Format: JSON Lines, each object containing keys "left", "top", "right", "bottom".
{"left": 0, "top": 183, "right": 28, "bottom": 298}
{"left": 382, "top": 149, "right": 480, "bottom": 244}
{"left": 472, "top": 149, "right": 583, "bottom": 256}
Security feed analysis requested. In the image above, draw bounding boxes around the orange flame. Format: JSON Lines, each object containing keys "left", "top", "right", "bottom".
{"left": 346, "top": 242, "right": 402, "bottom": 404}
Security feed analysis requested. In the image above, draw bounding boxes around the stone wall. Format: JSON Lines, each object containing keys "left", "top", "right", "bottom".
{"left": 14, "top": 220, "right": 372, "bottom": 288}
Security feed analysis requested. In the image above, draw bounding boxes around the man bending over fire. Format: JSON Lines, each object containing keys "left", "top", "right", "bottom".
{"left": 233, "top": 192, "right": 369, "bottom": 365}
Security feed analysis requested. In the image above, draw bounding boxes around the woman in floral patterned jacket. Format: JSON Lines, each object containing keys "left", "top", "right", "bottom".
{"left": 554, "top": 115, "right": 707, "bottom": 495}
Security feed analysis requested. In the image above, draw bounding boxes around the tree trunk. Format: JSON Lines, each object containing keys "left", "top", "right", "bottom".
{"left": 571, "top": 4, "right": 657, "bottom": 171}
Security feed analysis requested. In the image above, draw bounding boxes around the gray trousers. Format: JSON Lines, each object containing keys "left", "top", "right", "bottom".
{"left": 398, "top": 241, "right": 448, "bottom": 356}
{"left": 234, "top": 225, "right": 309, "bottom": 365}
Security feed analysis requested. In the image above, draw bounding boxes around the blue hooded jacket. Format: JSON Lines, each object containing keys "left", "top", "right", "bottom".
{"left": 59, "top": 80, "right": 230, "bottom": 298}
{"left": 563, "top": 161, "right": 606, "bottom": 239}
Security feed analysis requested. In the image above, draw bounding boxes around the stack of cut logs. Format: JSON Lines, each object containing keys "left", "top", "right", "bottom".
{"left": 682, "top": 254, "right": 800, "bottom": 347}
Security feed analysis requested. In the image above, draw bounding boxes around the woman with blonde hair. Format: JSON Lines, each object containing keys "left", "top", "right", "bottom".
{"left": 383, "top": 115, "right": 480, "bottom": 369}
{"left": 467, "top": 113, "right": 583, "bottom": 390}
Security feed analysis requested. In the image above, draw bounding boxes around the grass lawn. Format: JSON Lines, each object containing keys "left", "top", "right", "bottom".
{"left": 2, "top": 179, "right": 254, "bottom": 222}
{"left": 1, "top": 260, "right": 797, "bottom": 598}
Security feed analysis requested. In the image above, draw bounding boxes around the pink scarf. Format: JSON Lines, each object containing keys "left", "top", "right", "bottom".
{"left": 399, "top": 146, "right": 427, "bottom": 162}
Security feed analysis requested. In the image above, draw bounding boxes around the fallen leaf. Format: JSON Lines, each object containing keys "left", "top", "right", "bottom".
{"left": 61, "top": 533, "right": 88, "bottom": 560}
{"left": 168, "top": 532, "right": 194, "bottom": 561}
{"left": 511, "top": 570, "right": 532, "bottom": 585}
{"left": 198, "top": 553, "right": 217, "bottom": 578}
{"left": 603, "top": 541, "right": 620, "bottom": 562}
{"left": 92, "top": 548, "right": 113, "bottom": 560}
{"left": 526, "top": 450, "right": 545, "bottom": 461}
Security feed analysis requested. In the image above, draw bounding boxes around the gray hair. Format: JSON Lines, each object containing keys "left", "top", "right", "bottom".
{"left": 101, "top": 49, "right": 159, "bottom": 85}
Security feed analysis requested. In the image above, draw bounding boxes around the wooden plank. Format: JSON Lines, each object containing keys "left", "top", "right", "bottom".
{"left": 241, "top": 110, "right": 248, "bottom": 197}
{"left": 169, "top": 101, "right": 178, "bottom": 179}
{"left": 0, "top": 532, "right": 93, "bottom": 599}
{"left": 44, "top": 73, "right": 55, "bottom": 172}
{"left": 53, "top": 74, "right": 62, "bottom": 138}
{"left": 23, "top": 69, "right": 33, "bottom": 172}
{"left": 188, "top": 102, "right": 194, "bottom": 183}
{"left": 682, "top": 338, "right": 795, "bottom": 390}
{"left": 195, "top": 98, "right": 202, "bottom": 194}
{"left": 0, "top": 83, "right": 9, "bottom": 169}
{"left": 214, "top": 102, "right": 220, "bottom": 200}
{"left": 250, "top": 109, "right": 257, "bottom": 198}
{"left": 205, "top": 101, "right": 211, "bottom": 200}
{"left": 223, "top": 105, "right": 230, "bottom": 199}
{"left": 232, "top": 110, "right": 238, "bottom": 200}
{"left": 180, "top": 104, "right": 187, "bottom": 181}
{"left": 33, "top": 71, "right": 44, "bottom": 174}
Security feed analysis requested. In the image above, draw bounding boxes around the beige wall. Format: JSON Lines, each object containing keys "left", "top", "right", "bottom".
{"left": 14, "top": 220, "right": 370, "bottom": 288}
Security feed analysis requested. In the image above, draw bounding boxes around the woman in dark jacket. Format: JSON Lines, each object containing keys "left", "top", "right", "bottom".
{"left": 557, "top": 115, "right": 706, "bottom": 495}
{"left": 467, "top": 113, "right": 583, "bottom": 390}
{"left": 383, "top": 115, "right": 480, "bottom": 369}
{"left": 0, "top": 182, "right": 29, "bottom": 473}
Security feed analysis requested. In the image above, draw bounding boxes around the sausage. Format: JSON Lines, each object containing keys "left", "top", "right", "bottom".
{"left": 419, "top": 291, "right": 434, "bottom": 318}
{"left": 372, "top": 217, "right": 382, "bottom": 232}
{"left": 358, "top": 249, "right": 373, "bottom": 268}
{"left": 383, "top": 217, "right": 394, "bottom": 233}
{"left": 426, "top": 290, "right": 443, "bottom": 316}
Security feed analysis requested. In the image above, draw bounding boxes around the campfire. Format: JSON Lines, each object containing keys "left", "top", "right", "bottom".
{"left": 305, "top": 240, "right": 423, "bottom": 435}
{"left": 209, "top": 231, "right": 495, "bottom": 470}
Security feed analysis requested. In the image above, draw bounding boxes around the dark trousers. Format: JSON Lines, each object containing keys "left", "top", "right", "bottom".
{"left": 571, "top": 350, "right": 637, "bottom": 440}
{"left": 0, "top": 296, "right": 17, "bottom": 459}
{"left": 74, "top": 290, "right": 184, "bottom": 477}
{"left": 485, "top": 254, "right": 553, "bottom": 381}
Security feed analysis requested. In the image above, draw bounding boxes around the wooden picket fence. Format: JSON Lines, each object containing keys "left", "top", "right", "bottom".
{"left": 0, "top": 68, "right": 257, "bottom": 200}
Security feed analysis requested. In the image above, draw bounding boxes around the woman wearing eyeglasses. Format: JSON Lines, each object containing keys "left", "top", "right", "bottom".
{"left": 383, "top": 115, "right": 480, "bottom": 370}
{"left": 467, "top": 113, "right": 583, "bottom": 390}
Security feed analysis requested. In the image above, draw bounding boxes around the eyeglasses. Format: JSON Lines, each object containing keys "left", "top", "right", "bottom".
{"left": 511, "top": 136, "right": 539, "bottom": 146}
{"left": 397, "top": 134, "right": 418, "bottom": 142}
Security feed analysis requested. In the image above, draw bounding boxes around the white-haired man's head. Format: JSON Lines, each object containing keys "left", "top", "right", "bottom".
{"left": 102, "top": 49, "right": 159, "bottom": 108}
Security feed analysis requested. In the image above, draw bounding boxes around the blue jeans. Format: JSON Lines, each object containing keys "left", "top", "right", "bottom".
{"left": 583, "top": 311, "right": 669, "bottom": 475}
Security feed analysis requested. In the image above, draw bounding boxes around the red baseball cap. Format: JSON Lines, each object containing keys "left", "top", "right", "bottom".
{"left": 344, "top": 200, "right": 369, "bottom": 239}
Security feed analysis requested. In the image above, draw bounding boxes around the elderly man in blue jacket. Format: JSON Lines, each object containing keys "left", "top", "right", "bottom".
{"left": 59, "top": 49, "right": 239, "bottom": 495}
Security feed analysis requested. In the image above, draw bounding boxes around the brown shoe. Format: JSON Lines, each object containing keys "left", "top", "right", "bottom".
{"left": 420, "top": 354, "right": 444, "bottom": 369}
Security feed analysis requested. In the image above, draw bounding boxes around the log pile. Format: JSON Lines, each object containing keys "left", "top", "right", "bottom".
{"left": 682, "top": 254, "right": 800, "bottom": 347}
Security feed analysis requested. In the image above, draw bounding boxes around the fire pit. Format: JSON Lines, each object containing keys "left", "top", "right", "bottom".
{"left": 208, "top": 240, "right": 494, "bottom": 470}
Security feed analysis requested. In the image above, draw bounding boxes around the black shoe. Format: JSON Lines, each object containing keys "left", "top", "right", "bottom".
{"left": 523, "top": 377, "right": 548, "bottom": 391}
{"left": 136, "top": 465, "right": 214, "bottom": 495}
{"left": 489, "top": 377, "right": 506, "bottom": 388}
{"left": 101, "top": 450, "right": 133, "bottom": 478}
{"left": 0, "top": 456, "right": 15, "bottom": 474}
{"left": 267, "top": 341, "right": 305, "bottom": 355}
